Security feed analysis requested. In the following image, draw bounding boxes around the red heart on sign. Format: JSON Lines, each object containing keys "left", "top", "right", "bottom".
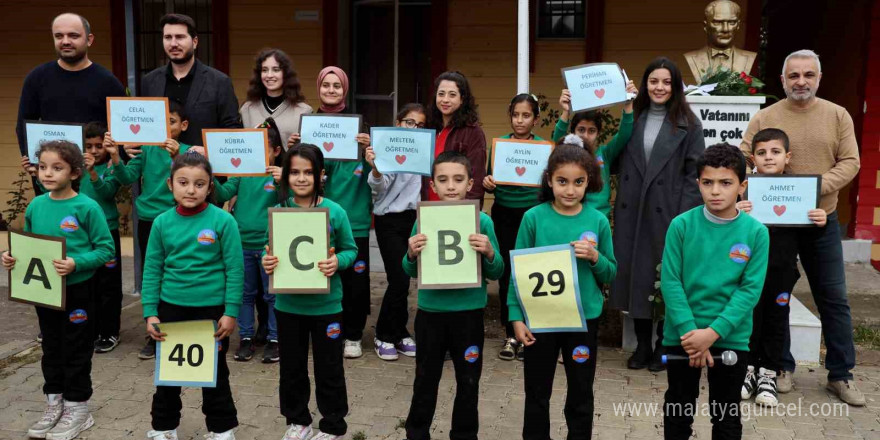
{"left": 323, "top": 142, "right": 334, "bottom": 152}
{"left": 594, "top": 89, "right": 606, "bottom": 99}
{"left": 773, "top": 205, "right": 786, "bottom": 216}
{"left": 230, "top": 158, "right": 242, "bottom": 168}
{"left": 130, "top": 124, "right": 141, "bottom": 134}
{"left": 395, "top": 155, "right": 407, "bottom": 164}
{"left": 515, "top": 166, "right": 526, "bottom": 176}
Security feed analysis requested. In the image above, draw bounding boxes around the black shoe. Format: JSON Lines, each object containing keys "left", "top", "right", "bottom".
{"left": 254, "top": 323, "right": 268, "bottom": 347}
{"left": 627, "top": 343, "right": 652, "bottom": 369}
{"left": 138, "top": 338, "right": 156, "bottom": 359}
{"left": 234, "top": 338, "right": 255, "bottom": 361}
{"left": 262, "top": 340, "right": 280, "bottom": 363}
{"left": 648, "top": 345, "right": 666, "bottom": 372}
{"left": 94, "top": 336, "right": 119, "bottom": 353}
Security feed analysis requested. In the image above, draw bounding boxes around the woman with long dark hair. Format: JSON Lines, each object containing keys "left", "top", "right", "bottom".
{"left": 609, "top": 57, "right": 705, "bottom": 372}
{"left": 240, "top": 48, "right": 312, "bottom": 149}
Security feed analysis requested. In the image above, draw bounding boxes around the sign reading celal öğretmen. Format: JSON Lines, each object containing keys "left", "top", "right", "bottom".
{"left": 106, "top": 97, "right": 171, "bottom": 145}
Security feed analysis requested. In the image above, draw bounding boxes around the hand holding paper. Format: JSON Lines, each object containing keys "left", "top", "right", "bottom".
{"left": 482, "top": 175, "right": 496, "bottom": 191}
{"left": 1, "top": 251, "right": 16, "bottom": 270}
{"left": 468, "top": 234, "right": 495, "bottom": 261}
{"left": 317, "top": 248, "right": 338, "bottom": 277}
{"left": 570, "top": 240, "right": 599, "bottom": 263}
{"left": 808, "top": 208, "right": 827, "bottom": 227}
{"left": 52, "top": 257, "right": 76, "bottom": 276}
{"left": 408, "top": 233, "right": 428, "bottom": 259}
{"left": 146, "top": 317, "right": 166, "bottom": 341}
{"left": 262, "top": 245, "right": 279, "bottom": 274}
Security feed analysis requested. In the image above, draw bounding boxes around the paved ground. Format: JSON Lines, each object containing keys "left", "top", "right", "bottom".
{"left": 2, "top": 237, "right": 880, "bottom": 439}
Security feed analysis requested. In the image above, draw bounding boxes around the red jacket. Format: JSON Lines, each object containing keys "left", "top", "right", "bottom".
{"left": 422, "top": 124, "right": 487, "bottom": 204}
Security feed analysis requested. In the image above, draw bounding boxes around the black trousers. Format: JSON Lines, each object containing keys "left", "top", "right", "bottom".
{"left": 94, "top": 228, "right": 123, "bottom": 339}
{"left": 37, "top": 279, "right": 95, "bottom": 402}
{"left": 341, "top": 236, "right": 371, "bottom": 341}
{"left": 151, "top": 301, "right": 238, "bottom": 433}
{"left": 663, "top": 346, "right": 747, "bottom": 440}
{"left": 137, "top": 218, "right": 154, "bottom": 278}
{"left": 522, "top": 320, "right": 599, "bottom": 440}
{"left": 374, "top": 210, "right": 416, "bottom": 343}
{"left": 491, "top": 203, "right": 530, "bottom": 338}
{"left": 277, "top": 310, "right": 348, "bottom": 435}
{"left": 405, "top": 309, "right": 484, "bottom": 440}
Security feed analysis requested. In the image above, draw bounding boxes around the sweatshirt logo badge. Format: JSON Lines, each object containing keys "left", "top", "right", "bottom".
{"left": 353, "top": 260, "right": 367, "bottom": 273}
{"left": 105, "top": 258, "right": 117, "bottom": 268}
{"left": 579, "top": 231, "right": 598, "bottom": 247}
{"left": 69, "top": 309, "right": 88, "bottom": 324}
{"left": 728, "top": 243, "right": 751, "bottom": 263}
{"left": 353, "top": 163, "right": 364, "bottom": 177}
{"left": 59, "top": 216, "right": 79, "bottom": 232}
{"left": 572, "top": 345, "right": 590, "bottom": 363}
{"left": 197, "top": 229, "right": 217, "bottom": 245}
{"left": 596, "top": 154, "right": 605, "bottom": 169}
{"left": 464, "top": 345, "right": 480, "bottom": 363}
{"left": 326, "top": 322, "right": 341, "bottom": 339}
{"left": 263, "top": 180, "right": 275, "bottom": 193}
{"left": 776, "top": 292, "right": 791, "bottom": 306}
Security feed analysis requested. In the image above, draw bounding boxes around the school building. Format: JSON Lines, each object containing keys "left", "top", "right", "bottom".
{"left": 1, "top": 0, "right": 878, "bottom": 269}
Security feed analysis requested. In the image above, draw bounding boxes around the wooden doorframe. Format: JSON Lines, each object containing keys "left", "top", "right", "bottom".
{"left": 212, "top": 0, "right": 230, "bottom": 74}
{"left": 323, "top": 0, "right": 339, "bottom": 67}
{"left": 110, "top": 0, "right": 128, "bottom": 87}
{"left": 430, "top": 0, "right": 448, "bottom": 80}
{"left": 584, "top": 0, "right": 605, "bottom": 63}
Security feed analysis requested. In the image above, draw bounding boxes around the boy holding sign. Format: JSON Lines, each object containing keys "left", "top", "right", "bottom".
{"left": 736, "top": 129, "right": 826, "bottom": 406}
{"left": 661, "top": 144, "right": 769, "bottom": 439}
{"left": 508, "top": 144, "right": 617, "bottom": 439}
{"left": 402, "top": 151, "right": 504, "bottom": 440}
{"left": 3, "top": 141, "right": 114, "bottom": 439}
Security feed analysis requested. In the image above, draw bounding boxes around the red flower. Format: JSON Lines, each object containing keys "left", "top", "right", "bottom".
{"left": 740, "top": 71, "right": 748, "bottom": 78}
{"left": 744, "top": 76, "right": 753, "bottom": 85}
{"left": 748, "top": 87, "right": 757, "bottom": 94}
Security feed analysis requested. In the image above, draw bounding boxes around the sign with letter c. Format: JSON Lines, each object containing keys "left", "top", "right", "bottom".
{"left": 268, "top": 207, "right": 331, "bottom": 294}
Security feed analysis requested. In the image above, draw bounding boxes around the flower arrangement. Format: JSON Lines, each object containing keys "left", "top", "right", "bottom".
{"left": 686, "top": 67, "right": 777, "bottom": 100}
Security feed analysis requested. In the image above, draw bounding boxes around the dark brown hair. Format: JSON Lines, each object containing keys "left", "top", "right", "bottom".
{"left": 633, "top": 57, "right": 696, "bottom": 131}
{"left": 396, "top": 103, "right": 427, "bottom": 122}
{"left": 430, "top": 71, "right": 480, "bottom": 130}
{"left": 540, "top": 144, "right": 603, "bottom": 203}
{"left": 279, "top": 144, "right": 325, "bottom": 208}
{"left": 698, "top": 143, "right": 746, "bottom": 183}
{"left": 432, "top": 150, "right": 472, "bottom": 179}
{"left": 159, "top": 13, "right": 197, "bottom": 38}
{"left": 246, "top": 48, "right": 307, "bottom": 105}
{"left": 169, "top": 152, "right": 216, "bottom": 203}
{"left": 751, "top": 128, "right": 790, "bottom": 153}
{"left": 36, "top": 140, "right": 85, "bottom": 191}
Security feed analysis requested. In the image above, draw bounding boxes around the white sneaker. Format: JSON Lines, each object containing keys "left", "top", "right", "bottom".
{"left": 310, "top": 432, "right": 343, "bottom": 440}
{"left": 282, "top": 423, "right": 313, "bottom": 440}
{"left": 741, "top": 365, "right": 756, "bottom": 400}
{"left": 147, "top": 429, "right": 180, "bottom": 440}
{"left": 204, "top": 429, "right": 235, "bottom": 440}
{"left": 343, "top": 339, "right": 363, "bottom": 358}
{"left": 754, "top": 368, "right": 779, "bottom": 407}
{"left": 46, "top": 401, "right": 94, "bottom": 440}
{"left": 28, "top": 394, "right": 63, "bottom": 439}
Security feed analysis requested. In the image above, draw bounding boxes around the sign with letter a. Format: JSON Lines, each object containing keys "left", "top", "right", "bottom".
{"left": 7, "top": 230, "right": 66, "bottom": 310}
{"left": 416, "top": 200, "right": 481, "bottom": 289}
{"left": 268, "top": 208, "right": 331, "bottom": 293}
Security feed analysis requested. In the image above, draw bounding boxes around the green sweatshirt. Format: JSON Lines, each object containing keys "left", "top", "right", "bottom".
{"left": 402, "top": 211, "right": 505, "bottom": 312}
{"left": 111, "top": 144, "right": 192, "bottom": 221}
{"left": 489, "top": 133, "right": 545, "bottom": 209}
{"left": 324, "top": 159, "right": 373, "bottom": 238}
{"left": 661, "top": 206, "right": 769, "bottom": 351}
{"left": 141, "top": 204, "right": 244, "bottom": 318}
{"left": 552, "top": 111, "right": 634, "bottom": 217}
{"left": 214, "top": 176, "right": 278, "bottom": 250}
{"left": 271, "top": 197, "right": 359, "bottom": 316}
{"left": 507, "top": 202, "right": 616, "bottom": 322}
{"left": 36, "top": 162, "right": 122, "bottom": 230}
{"left": 24, "top": 194, "right": 115, "bottom": 285}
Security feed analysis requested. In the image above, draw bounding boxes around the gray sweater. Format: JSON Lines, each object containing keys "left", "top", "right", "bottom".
{"left": 643, "top": 102, "right": 667, "bottom": 161}
{"left": 368, "top": 171, "right": 422, "bottom": 215}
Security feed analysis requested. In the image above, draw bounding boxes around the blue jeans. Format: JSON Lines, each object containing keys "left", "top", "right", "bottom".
{"left": 238, "top": 249, "right": 277, "bottom": 341}
{"left": 782, "top": 212, "right": 855, "bottom": 381}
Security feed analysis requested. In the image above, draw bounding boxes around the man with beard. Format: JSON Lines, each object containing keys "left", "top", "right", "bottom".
{"left": 16, "top": 12, "right": 125, "bottom": 193}
{"left": 740, "top": 49, "right": 862, "bottom": 406}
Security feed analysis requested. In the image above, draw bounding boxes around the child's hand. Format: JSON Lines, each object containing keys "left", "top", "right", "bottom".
{"left": 262, "top": 245, "right": 279, "bottom": 274}
{"left": 317, "top": 247, "right": 338, "bottom": 277}
{"left": 356, "top": 133, "right": 371, "bottom": 146}
{"left": 215, "top": 315, "right": 236, "bottom": 340}
{"left": 571, "top": 240, "right": 599, "bottom": 264}
{"left": 2, "top": 251, "right": 16, "bottom": 270}
{"left": 84, "top": 152, "right": 95, "bottom": 171}
{"left": 482, "top": 175, "right": 496, "bottom": 191}
{"left": 364, "top": 146, "right": 376, "bottom": 167}
{"left": 407, "top": 233, "right": 427, "bottom": 260}
{"left": 559, "top": 89, "right": 572, "bottom": 112}
{"left": 146, "top": 316, "right": 166, "bottom": 341}
{"left": 736, "top": 200, "right": 753, "bottom": 213}
{"left": 469, "top": 234, "right": 495, "bottom": 261}
{"left": 20, "top": 156, "right": 36, "bottom": 176}
{"left": 808, "top": 208, "right": 827, "bottom": 227}
{"left": 690, "top": 349, "right": 715, "bottom": 369}
{"left": 623, "top": 80, "right": 638, "bottom": 113}
{"left": 52, "top": 257, "right": 76, "bottom": 276}
{"left": 513, "top": 321, "right": 536, "bottom": 347}
{"left": 287, "top": 133, "right": 301, "bottom": 148}
{"left": 164, "top": 139, "right": 181, "bottom": 157}
{"left": 680, "top": 328, "right": 719, "bottom": 356}
{"left": 267, "top": 166, "right": 282, "bottom": 183}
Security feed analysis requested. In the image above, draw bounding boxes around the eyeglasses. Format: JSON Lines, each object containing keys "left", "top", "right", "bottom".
{"left": 400, "top": 118, "right": 426, "bottom": 129}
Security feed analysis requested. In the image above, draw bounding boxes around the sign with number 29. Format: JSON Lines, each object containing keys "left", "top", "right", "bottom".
{"left": 511, "top": 244, "right": 586, "bottom": 333}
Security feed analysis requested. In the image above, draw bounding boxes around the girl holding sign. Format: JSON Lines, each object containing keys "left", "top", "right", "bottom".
{"left": 508, "top": 144, "right": 617, "bottom": 440}
{"left": 262, "top": 144, "right": 358, "bottom": 440}
{"left": 143, "top": 153, "right": 243, "bottom": 440}
{"left": 2, "top": 140, "right": 115, "bottom": 440}
{"left": 482, "top": 93, "right": 547, "bottom": 361}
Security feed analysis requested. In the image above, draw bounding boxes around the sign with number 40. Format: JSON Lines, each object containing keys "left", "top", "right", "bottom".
{"left": 154, "top": 320, "right": 219, "bottom": 387}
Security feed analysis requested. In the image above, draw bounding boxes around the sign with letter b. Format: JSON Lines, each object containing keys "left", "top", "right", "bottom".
{"left": 416, "top": 200, "right": 481, "bottom": 289}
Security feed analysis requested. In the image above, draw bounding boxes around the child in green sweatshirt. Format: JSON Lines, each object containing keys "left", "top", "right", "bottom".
{"left": 552, "top": 81, "right": 637, "bottom": 218}
{"left": 3, "top": 140, "right": 114, "bottom": 440}
{"left": 143, "top": 153, "right": 243, "bottom": 440}
{"left": 661, "top": 143, "right": 769, "bottom": 439}
{"left": 481, "top": 93, "right": 547, "bottom": 360}
{"left": 402, "top": 151, "right": 504, "bottom": 440}
{"left": 262, "top": 144, "right": 358, "bottom": 440}
{"left": 507, "top": 144, "right": 616, "bottom": 440}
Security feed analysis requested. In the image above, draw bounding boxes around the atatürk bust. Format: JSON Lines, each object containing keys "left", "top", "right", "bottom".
{"left": 684, "top": 0, "right": 756, "bottom": 83}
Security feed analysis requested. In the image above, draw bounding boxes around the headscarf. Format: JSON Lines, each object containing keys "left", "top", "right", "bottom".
{"left": 316, "top": 66, "right": 349, "bottom": 113}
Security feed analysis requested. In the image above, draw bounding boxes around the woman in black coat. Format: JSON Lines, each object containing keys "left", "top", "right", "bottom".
{"left": 608, "top": 57, "right": 705, "bottom": 371}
